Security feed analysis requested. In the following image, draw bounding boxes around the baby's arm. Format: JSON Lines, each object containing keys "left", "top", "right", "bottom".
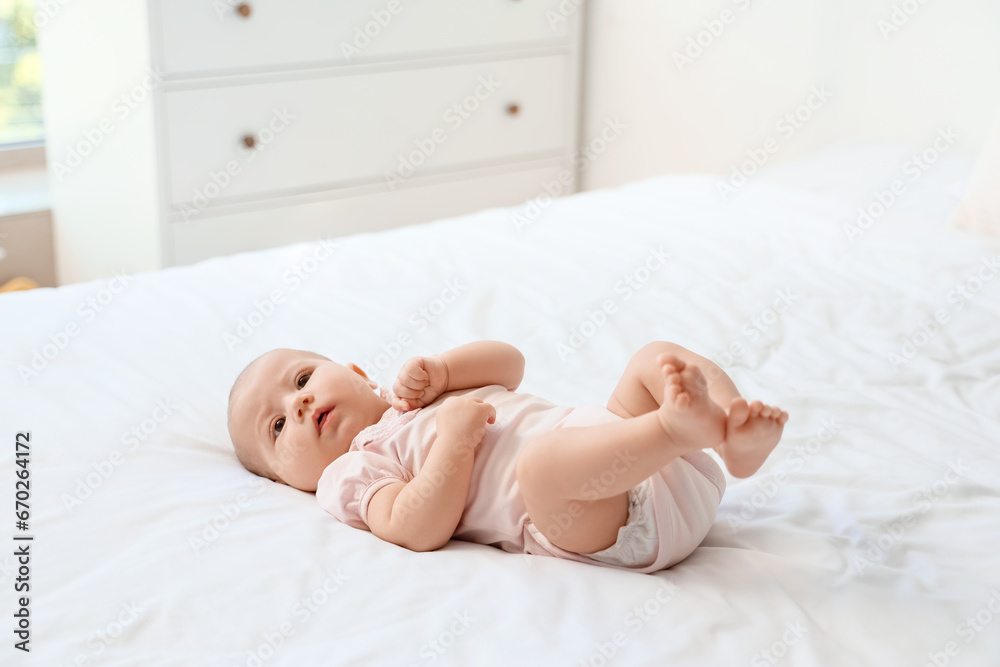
{"left": 439, "top": 340, "right": 524, "bottom": 392}
{"left": 392, "top": 340, "right": 525, "bottom": 410}
{"left": 365, "top": 441, "right": 473, "bottom": 552}
{"left": 365, "top": 396, "right": 496, "bottom": 552}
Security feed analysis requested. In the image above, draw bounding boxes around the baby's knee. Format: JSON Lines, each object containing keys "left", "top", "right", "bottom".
{"left": 635, "top": 341, "right": 684, "bottom": 364}
{"left": 637, "top": 341, "right": 721, "bottom": 377}
{"left": 627, "top": 342, "right": 688, "bottom": 382}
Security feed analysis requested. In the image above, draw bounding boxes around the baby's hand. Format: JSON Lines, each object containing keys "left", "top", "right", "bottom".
{"left": 435, "top": 396, "right": 496, "bottom": 451}
{"left": 392, "top": 355, "right": 450, "bottom": 411}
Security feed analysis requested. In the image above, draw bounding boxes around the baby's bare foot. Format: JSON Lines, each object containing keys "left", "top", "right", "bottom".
{"left": 716, "top": 398, "right": 788, "bottom": 478}
{"left": 655, "top": 353, "right": 727, "bottom": 452}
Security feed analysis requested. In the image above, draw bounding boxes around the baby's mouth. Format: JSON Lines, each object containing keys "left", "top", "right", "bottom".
{"left": 317, "top": 409, "right": 332, "bottom": 434}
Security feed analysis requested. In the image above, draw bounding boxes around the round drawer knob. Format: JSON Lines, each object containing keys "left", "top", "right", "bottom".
{"left": 242, "top": 134, "right": 256, "bottom": 149}
{"left": 506, "top": 103, "right": 520, "bottom": 116}
{"left": 236, "top": 3, "right": 252, "bottom": 18}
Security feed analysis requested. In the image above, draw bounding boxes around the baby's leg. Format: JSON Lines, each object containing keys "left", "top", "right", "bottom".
{"left": 517, "top": 357, "right": 724, "bottom": 554}
{"left": 606, "top": 341, "right": 740, "bottom": 419}
{"left": 606, "top": 341, "right": 788, "bottom": 478}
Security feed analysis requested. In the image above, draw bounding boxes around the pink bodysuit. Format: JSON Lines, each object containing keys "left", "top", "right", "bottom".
{"left": 316, "top": 385, "right": 726, "bottom": 573}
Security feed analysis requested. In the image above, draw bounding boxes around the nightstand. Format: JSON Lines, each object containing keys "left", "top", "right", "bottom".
{"left": 0, "top": 166, "right": 56, "bottom": 288}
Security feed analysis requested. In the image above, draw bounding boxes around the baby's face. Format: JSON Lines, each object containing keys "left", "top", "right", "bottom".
{"left": 230, "top": 349, "right": 390, "bottom": 491}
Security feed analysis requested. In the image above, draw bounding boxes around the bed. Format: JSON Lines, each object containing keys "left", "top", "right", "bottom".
{"left": 3, "top": 144, "right": 999, "bottom": 666}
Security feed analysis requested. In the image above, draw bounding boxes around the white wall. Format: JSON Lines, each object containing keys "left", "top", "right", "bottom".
{"left": 581, "top": 0, "right": 1000, "bottom": 190}
{"left": 37, "top": 0, "right": 161, "bottom": 285}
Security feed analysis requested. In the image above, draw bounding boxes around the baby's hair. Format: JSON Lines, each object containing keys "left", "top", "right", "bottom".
{"left": 228, "top": 353, "right": 281, "bottom": 483}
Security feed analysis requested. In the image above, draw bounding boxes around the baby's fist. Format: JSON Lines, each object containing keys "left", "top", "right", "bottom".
{"left": 435, "top": 396, "right": 496, "bottom": 450}
{"left": 392, "top": 355, "right": 450, "bottom": 411}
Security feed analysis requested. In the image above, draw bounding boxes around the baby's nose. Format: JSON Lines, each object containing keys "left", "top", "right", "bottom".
{"left": 292, "top": 393, "right": 313, "bottom": 416}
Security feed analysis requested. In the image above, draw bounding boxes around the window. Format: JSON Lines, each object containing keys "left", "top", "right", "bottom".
{"left": 0, "top": 0, "right": 44, "bottom": 147}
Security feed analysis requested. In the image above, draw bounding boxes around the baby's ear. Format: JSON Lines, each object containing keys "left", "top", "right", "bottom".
{"left": 347, "top": 363, "right": 369, "bottom": 380}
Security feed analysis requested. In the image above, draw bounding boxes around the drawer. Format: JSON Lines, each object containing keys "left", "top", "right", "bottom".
{"left": 152, "top": 0, "right": 574, "bottom": 76}
{"left": 169, "top": 162, "right": 574, "bottom": 265}
{"left": 163, "top": 55, "right": 571, "bottom": 209}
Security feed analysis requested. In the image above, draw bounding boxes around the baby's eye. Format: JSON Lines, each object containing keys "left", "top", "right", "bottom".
{"left": 273, "top": 417, "right": 285, "bottom": 438}
{"left": 297, "top": 373, "right": 311, "bottom": 389}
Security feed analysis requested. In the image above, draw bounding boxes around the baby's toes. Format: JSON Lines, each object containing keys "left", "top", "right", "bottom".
{"left": 665, "top": 382, "right": 682, "bottom": 399}
{"left": 656, "top": 353, "right": 686, "bottom": 373}
{"left": 671, "top": 384, "right": 691, "bottom": 408}
{"left": 681, "top": 363, "right": 708, "bottom": 393}
{"left": 762, "top": 405, "right": 784, "bottom": 421}
{"left": 749, "top": 400, "right": 764, "bottom": 418}
{"left": 661, "top": 363, "right": 679, "bottom": 385}
{"left": 728, "top": 397, "right": 750, "bottom": 428}
{"left": 664, "top": 375, "right": 685, "bottom": 403}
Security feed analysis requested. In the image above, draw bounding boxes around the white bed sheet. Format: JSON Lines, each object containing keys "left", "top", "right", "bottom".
{"left": 2, "top": 149, "right": 999, "bottom": 666}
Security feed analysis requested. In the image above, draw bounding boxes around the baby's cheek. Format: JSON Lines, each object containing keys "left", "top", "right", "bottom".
{"left": 276, "top": 442, "right": 305, "bottom": 466}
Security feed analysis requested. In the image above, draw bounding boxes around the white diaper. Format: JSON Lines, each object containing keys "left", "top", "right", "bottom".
{"left": 584, "top": 477, "right": 659, "bottom": 569}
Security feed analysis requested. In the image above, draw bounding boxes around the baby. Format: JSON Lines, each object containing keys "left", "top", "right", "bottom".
{"left": 227, "top": 340, "right": 787, "bottom": 573}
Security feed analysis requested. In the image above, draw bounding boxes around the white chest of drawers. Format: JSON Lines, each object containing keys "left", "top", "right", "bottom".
{"left": 39, "top": 0, "right": 586, "bottom": 284}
